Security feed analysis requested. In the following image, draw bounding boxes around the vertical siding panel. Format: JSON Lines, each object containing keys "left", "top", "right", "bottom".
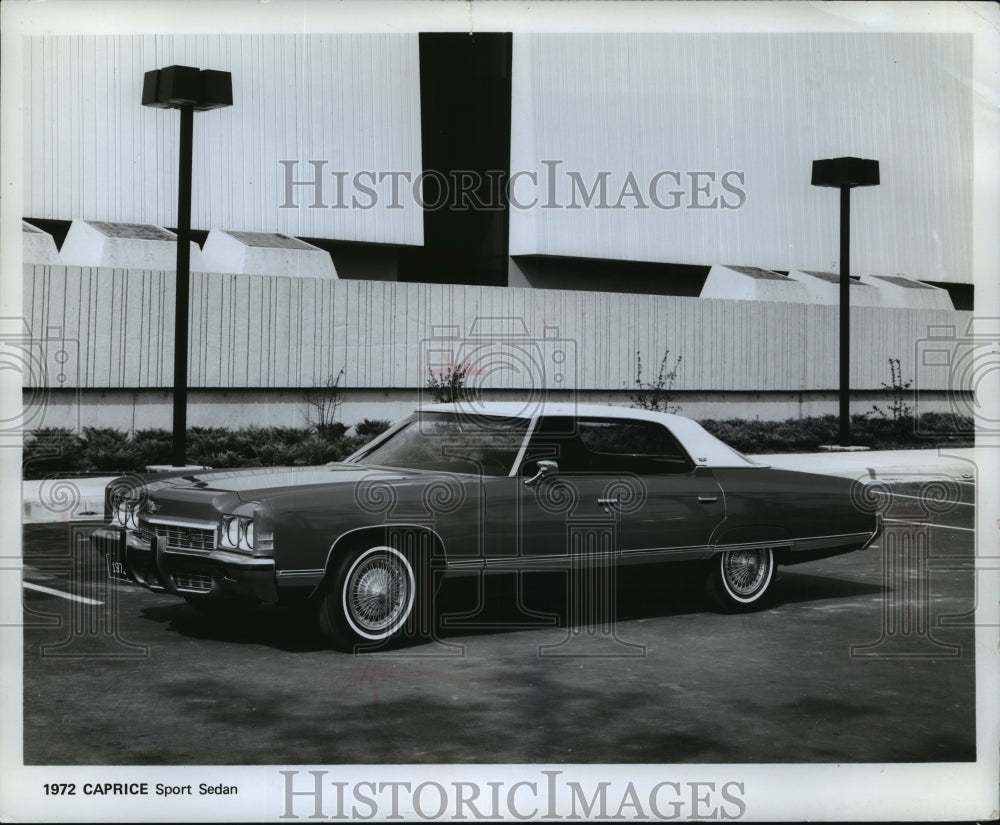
{"left": 331, "top": 279, "right": 348, "bottom": 386}
{"left": 27, "top": 34, "right": 422, "bottom": 243}
{"left": 121, "top": 271, "right": 141, "bottom": 388}
{"left": 18, "top": 267, "right": 976, "bottom": 401}
{"left": 187, "top": 272, "right": 202, "bottom": 388}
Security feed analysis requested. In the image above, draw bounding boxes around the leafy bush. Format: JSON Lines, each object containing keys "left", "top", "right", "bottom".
{"left": 629, "top": 348, "right": 683, "bottom": 413}
{"left": 131, "top": 429, "right": 173, "bottom": 466}
{"left": 304, "top": 370, "right": 345, "bottom": 435}
{"left": 355, "top": 418, "right": 392, "bottom": 439}
{"left": 22, "top": 428, "right": 88, "bottom": 476}
{"left": 21, "top": 410, "right": 974, "bottom": 479}
{"left": 700, "top": 413, "right": 973, "bottom": 454}
{"left": 426, "top": 363, "right": 469, "bottom": 404}
{"left": 869, "top": 357, "right": 914, "bottom": 424}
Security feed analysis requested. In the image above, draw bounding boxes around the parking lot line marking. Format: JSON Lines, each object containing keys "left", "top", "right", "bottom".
{"left": 882, "top": 518, "right": 975, "bottom": 533}
{"left": 874, "top": 492, "right": 973, "bottom": 507}
{"left": 22, "top": 581, "right": 103, "bottom": 605}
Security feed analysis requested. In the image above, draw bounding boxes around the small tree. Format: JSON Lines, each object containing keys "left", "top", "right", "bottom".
{"left": 629, "top": 348, "right": 683, "bottom": 414}
{"left": 426, "top": 362, "right": 470, "bottom": 404}
{"left": 870, "top": 357, "right": 914, "bottom": 425}
{"left": 304, "top": 369, "right": 346, "bottom": 437}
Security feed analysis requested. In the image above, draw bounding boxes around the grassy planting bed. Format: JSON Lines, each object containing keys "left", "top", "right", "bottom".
{"left": 21, "top": 413, "right": 972, "bottom": 480}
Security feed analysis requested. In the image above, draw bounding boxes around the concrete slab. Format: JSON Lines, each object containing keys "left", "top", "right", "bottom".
{"left": 752, "top": 447, "right": 977, "bottom": 482}
{"left": 59, "top": 219, "right": 201, "bottom": 270}
{"left": 21, "top": 476, "right": 115, "bottom": 524}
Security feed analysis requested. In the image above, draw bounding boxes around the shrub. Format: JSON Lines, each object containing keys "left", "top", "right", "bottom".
{"left": 869, "top": 357, "right": 914, "bottom": 425}
{"left": 629, "top": 348, "right": 683, "bottom": 414}
{"left": 22, "top": 428, "right": 88, "bottom": 476}
{"left": 355, "top": 418, "right": 392, "bottom": 439}
{"left": 132, "top": 429, "right": 173, "bottom": 465}
{"left": 314, "top": 421, "right": 348, "bottom": 440}
{"left": 20, "top": 410, "right": 975, "bottom": 479}
{"left": 699, "top": 412, "right": 973, "bottom": 454}
{"left": 426, "top": 362, "right": 469, "bottom": 404}
{"left": 304, "top": 370, "right": 345, "bottom": 435}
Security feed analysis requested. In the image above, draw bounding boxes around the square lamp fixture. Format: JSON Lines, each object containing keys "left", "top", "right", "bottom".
{"left": 142, "top": 66, "right": 233, "bottom": 111}
{"left": 811, "top": 157, "right": 880, "bottom": 188}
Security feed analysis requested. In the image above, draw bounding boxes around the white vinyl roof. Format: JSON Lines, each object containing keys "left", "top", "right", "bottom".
{"left": 417, "top": 402, "right": 761, "bottom": 469}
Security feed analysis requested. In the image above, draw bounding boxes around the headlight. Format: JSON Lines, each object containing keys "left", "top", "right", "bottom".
{"left": 240, "top": 521, "right": 254, "bottom": 551}
{"left": 113, "top": 498, "right": 135, "bottom": 528}
{"left": 221, "top": 515, "right": 254, "bottom": 551}
{"left": 124, "top": 502, "right": 140, "bottom": 530}
{"left": 223, "top": 516, "right": 240, "bottom": 547}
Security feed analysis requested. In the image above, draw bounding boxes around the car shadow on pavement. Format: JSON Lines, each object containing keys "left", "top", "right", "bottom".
{"left": 139, "top": 602, "right": 331, "bottom": 653}
{"left": 138, "top": 562, "right": 886, "bottom": 653}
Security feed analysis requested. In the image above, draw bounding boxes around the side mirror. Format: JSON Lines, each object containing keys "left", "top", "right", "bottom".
{"left": 524, "top": 459, "right": 558, "bottom": 487}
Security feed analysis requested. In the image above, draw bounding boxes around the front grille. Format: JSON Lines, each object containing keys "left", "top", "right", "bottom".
{"left": 134, "top": 524, "right": 156, "bottom": 543}
{"left": 138, "top": 519, "right": 216, "bottom": 551}
{"left": 174, "top": 572, "right": 213, "bottom": 592}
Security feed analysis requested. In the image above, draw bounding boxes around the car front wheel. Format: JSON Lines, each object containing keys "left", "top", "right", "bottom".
{"left": 705, "top": 547, "right": 775, "bottom": 611}
{"left": 318, "top": 545, "right": 417, "bottom": 651}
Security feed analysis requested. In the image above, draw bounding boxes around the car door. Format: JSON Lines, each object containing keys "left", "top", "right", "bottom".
{"left": 573, "top": 417, "right": 725, "bottom": 560}
{"left": 513, "top": 415, "right": 624, "bottom": 566}
{"left": 475, "top": 416, "right": 622, "bottom": 567}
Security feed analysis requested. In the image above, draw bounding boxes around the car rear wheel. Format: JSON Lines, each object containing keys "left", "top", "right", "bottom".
{"left": 705, "top": 547, "right": 775, "bottom": 611}
{"left": 318, "top": 545, "right": 417, "bottom": 651}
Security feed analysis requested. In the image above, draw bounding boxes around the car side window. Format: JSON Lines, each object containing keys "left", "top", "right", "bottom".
{"left": 523, "top": 417, "right": 693, "bottom": 475}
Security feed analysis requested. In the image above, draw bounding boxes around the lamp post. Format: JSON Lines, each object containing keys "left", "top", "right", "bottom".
{"left": 811, "top": 156, "right": 880, "bottom": 447}
{"left": 142, "top": 66, "right": 232, "bottom": 466}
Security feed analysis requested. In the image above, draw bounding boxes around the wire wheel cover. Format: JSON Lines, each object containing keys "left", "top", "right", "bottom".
{"left": 723, "top": 549, "right": 770, "bottom": 597}
{"left": 346, "top": 552, "right": 411, "bottom": 633}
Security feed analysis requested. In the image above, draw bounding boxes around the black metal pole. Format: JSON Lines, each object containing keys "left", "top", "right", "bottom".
{"left": 172, "top": 105, "right": 194, "bottom": 466}
{"left": 839, "top": 185, "right": 851, "bottom": 446}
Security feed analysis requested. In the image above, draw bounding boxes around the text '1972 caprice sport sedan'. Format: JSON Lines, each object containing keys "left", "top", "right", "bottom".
{"left": 92, "top": 403, "right": 881, "bottom": 650}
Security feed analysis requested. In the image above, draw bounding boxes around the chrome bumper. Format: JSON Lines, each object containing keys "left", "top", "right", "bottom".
{"left": 92, "top": 525, "right": 278, "bottom": 602}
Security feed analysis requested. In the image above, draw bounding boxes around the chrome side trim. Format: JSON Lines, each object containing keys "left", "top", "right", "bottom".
{"left": 276, "top": 568, "right": 325, "bottom": 584}
{"left": 442, "top": 530, "right": 876, "bottom": 571}
{"left": 622, "top": 543, "right": 710, "bottom": 557}
{"left": 793, "top": 531, "right": 873, "bottom": 553}
{"left": 860, "top": 518, "right": 881, "bottom": 550}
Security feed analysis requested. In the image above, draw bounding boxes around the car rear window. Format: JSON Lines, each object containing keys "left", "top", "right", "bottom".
{"left": 525, "top": 417, "right": 693, "bottom": 474}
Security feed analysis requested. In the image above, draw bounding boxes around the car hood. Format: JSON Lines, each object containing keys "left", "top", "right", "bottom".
{"left": 134, "top": 463, "right": 429, "bottom": 501}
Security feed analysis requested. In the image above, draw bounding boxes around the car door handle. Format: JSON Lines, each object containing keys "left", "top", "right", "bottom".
{"left": 698, "top": 496, "right": 718, "bottom": 504}
{"left": 597, "top": 497, "right": 619, "bottom": 506}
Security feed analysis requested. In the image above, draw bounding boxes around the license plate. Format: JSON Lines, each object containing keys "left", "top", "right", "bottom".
{"left": 106, "top": 554, "right": 133, "bottom": 582}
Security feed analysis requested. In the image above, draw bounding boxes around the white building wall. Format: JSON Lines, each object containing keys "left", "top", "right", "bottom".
{"left": 25, "top": 265, "right": 970, "bottom": 396}
{"left": 23, "top": 34, "right": 423, "bottom": 245}
{"left": 509, "top": 32, "right": 973, "bottom": 284}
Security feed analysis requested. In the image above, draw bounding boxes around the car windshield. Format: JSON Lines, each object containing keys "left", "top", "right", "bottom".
{"left": 353, "top": 412, "right": 531, "bottom": 476}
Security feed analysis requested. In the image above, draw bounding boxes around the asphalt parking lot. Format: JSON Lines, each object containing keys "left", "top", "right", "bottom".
{"left": 21, "top": 481, "right": 976, "bottom": 765}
